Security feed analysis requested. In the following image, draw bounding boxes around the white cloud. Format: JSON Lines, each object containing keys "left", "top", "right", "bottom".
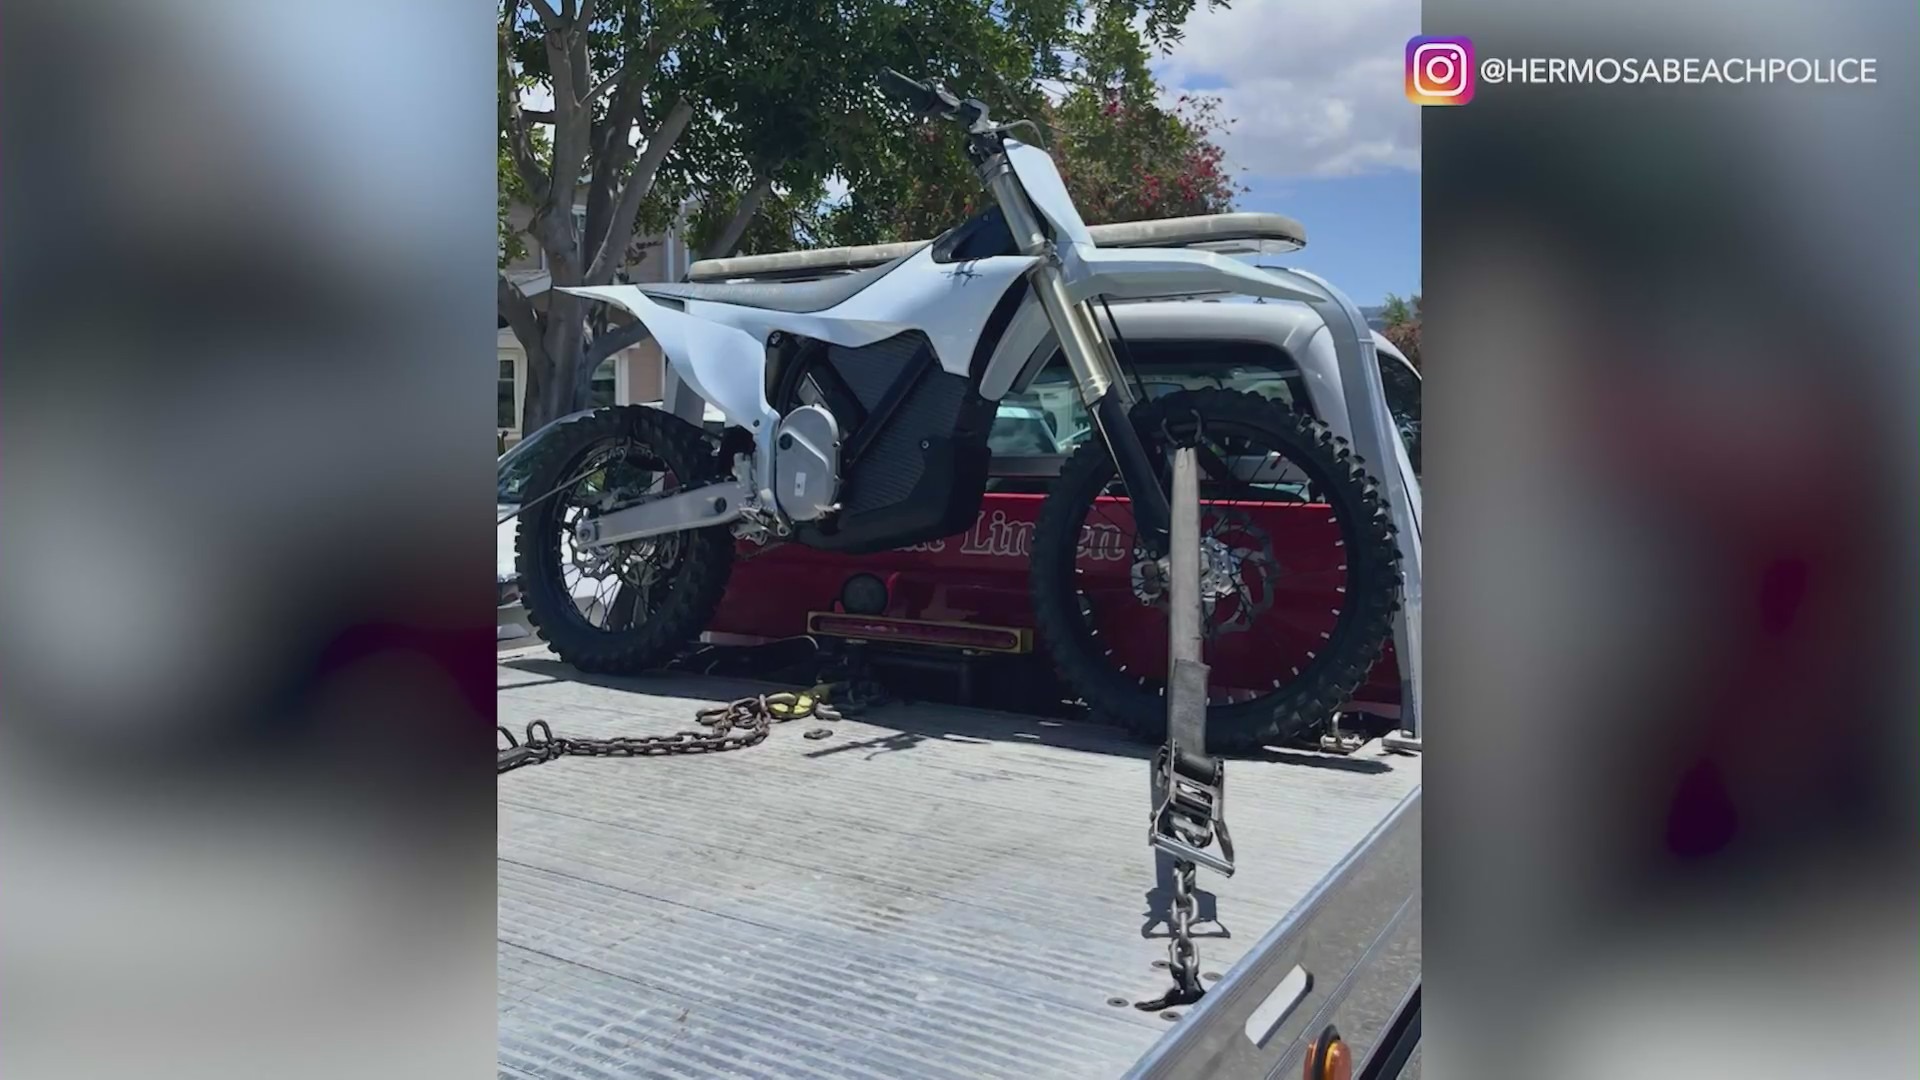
{"left": 1155, "top": 0, "right": 1419, "bottom": 178}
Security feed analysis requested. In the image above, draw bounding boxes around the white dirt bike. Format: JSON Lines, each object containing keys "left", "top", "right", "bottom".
{"left": 515, "top": 70, "right": 1402, "bottom": 750}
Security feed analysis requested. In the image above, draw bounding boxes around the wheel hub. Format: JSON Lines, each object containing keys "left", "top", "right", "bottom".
{"left": 1128, "top": 538, "right": 1241, "bottom": 604}
{"left": 1128, "top": 514, "right": 1280, "bottom": 636}
{"left": 1198, "top": 536, "right": 1243, "bottom": 601}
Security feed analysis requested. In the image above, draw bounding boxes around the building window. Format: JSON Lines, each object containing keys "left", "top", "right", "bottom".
{"left": 498, "top": 358, "right": 518, "bottom": 429}
{"left": 589, "top": 356, "right": 618, "bottom": 409}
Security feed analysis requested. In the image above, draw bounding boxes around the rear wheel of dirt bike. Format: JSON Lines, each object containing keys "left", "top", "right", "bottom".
{"left": 512, "top": 405, "right": 734, "bottom": 674}
{"left": 1029, "top": 388, "right": 1401, "bottom": 752}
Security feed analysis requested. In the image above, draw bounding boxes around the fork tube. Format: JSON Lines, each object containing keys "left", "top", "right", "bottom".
{"left": 1029, "top": 269, "right": 1124, "bottom": 405}
{"left": 982, "top": 154, "right": 1124, "bottom": 403}
{"left": 1031, "top": 264, "right": 1170, "bottom": 548}
{"left": 979, "top": 148, "right": 1170, "bottom": 547}
{"left": 979, "top": 149, "right": 1169, "bottom": 548}
{"left": 1090, "top": 387, "right": 1172, "bottom": 551}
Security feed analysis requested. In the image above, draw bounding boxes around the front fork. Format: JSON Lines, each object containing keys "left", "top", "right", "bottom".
{"left": 979, "top": 148, "right": 1172, "bottom": 552}
{"left": 1029, "top": 261, "right": 1173, "bottom": 555}
{"left": 1090, "top": 388, "right": 1173, "bottom": 556}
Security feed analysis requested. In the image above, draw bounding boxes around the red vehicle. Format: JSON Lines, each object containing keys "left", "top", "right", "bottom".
{"left": 707, "top": 321, "right": 1419, "bottom": 726}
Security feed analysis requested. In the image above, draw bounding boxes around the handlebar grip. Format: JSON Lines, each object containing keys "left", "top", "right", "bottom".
{"left": 878, "top": 68, "right": 936, "bottom": 112}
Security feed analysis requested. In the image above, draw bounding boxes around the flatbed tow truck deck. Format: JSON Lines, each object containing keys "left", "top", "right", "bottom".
{"left": 497, "top": 647, "right": 1422, "bottom": 1080}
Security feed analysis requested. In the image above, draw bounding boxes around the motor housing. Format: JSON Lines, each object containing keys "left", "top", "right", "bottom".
{"left": 772, "top": 403, "right": 841, "bottom": 521}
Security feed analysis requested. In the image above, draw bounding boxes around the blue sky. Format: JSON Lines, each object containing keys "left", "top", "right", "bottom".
{"left": 1150, "top": 0, "right": 1420, "bottom": 305}
{"left": 1242, "top": 172, "right": 1419, "bottom": 305}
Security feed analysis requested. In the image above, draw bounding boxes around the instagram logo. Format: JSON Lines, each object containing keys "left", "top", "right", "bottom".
{"left": 1406, "top": 36, "right": 1474, "bottom": 104}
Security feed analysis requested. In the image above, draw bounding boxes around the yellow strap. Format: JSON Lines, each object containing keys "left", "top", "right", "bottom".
{"left": 765, "top": 692, "right": 815, "bottom": 719}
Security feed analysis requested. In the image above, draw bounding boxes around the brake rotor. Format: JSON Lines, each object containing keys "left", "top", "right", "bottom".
{"left": 1127, "top": 508, "right": 1279, "bottom": 636}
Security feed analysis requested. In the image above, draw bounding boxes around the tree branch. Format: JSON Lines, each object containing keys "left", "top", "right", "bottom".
{"left": 581, "top": 319, "right": 655, "bottom": 374}
{"left": 499, "top": 29, "right": 551, "bottom": 202}
{"left": 580, "top": 44, "right": 657, "bottom": 259}
{"left": 567, "top": 9, "right": 590, "bottom": 106}
{"left": 542, "top": 29, "right": 591, "bottom": 215}
{"left": 588, "top": 97, "right": 694, "bottom": 284}
{"left": 584, "top": 56, "right": 633, "bottom": 107}
{"left": 521, "top": 108, "right": 556, "bottom": 125}
{"left": 526, "top": 0, "right": 563, "bottom": 31}
{"left": 707, "top": 175, "right": 775, "bottom": 260}
{"left": 583, "top": 97, "right": 637, "bottom": 255}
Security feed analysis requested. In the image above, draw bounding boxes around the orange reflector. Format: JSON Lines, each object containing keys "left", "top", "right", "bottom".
{"left": 1321, "top": 1039, "right": 1352, "bottom": 1080}
{"left": 1304, "top": 1026, "right": 1352, "bottom": 1080}
{"left": 806, "top": 611, "right": 1032, "bottom": 654}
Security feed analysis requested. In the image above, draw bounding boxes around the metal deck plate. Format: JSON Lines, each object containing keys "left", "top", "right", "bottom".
{"left": 497, "top": 650, "right": 1421, "bottom": 1080}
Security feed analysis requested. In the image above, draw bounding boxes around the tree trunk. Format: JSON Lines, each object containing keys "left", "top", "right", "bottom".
{"left": 521, "top": 292, "right": 586, "bottom": 435}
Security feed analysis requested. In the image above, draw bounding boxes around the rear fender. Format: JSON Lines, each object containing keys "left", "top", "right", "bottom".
{"left": 558, "top": 285, "right": 779, "bottom": 436}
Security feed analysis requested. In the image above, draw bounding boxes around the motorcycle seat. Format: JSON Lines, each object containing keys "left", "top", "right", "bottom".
{"left": 638, "top": 243, "right": 927, "bottom": 314}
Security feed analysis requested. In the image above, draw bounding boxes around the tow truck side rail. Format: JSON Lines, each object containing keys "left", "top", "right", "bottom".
{"left": 1123, "top": 787, "right": 1420, "bottom": 1078}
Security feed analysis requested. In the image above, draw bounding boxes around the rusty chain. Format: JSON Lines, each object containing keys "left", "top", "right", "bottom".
{"left": 497, "top": 694, "right": 796, "bottom": 774}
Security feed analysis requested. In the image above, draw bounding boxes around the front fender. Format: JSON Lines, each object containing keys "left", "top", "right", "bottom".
{"left": 1058, "top": 244, "right": 1326, "bottom": 304}
{"left": 557, "top": 285, "right": 777, "bottom": 434}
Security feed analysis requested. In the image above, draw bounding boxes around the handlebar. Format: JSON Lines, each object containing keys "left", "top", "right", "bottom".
{"left": 878, "top": 67, "right": 971, "bottom": 123}
{"left": 878, "top": 68, "right": 937, "bottom": 113}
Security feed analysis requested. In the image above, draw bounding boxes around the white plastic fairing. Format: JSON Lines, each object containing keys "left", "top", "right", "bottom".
{"left": 682, "top": 244, "right": 1037, "bottom": 379}
{"left": 1004, "top": 140, "right": 1093, "bottom": 248}
{"left": 557, "top": 285, "right": 779, "bottom": 434}
{"left": 976, "top": 288, "right": 1056, "bottom": 400}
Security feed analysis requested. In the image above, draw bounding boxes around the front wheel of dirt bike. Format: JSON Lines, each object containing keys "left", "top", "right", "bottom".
{"left": 1029, "top": 389, "right": 1402, "bottom": 752}
{"left": 512, "top": 405, "right": 735, "bottom": 674}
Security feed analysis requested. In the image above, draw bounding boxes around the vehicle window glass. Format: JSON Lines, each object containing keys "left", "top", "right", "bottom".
{"left": 988, "top": 397, "right": 1060, "bottom": 456}
{"left": 993, "top": 344, "right": 1304, "bottom": 460}
{"left": 1376, "top": 354, "right": 1421, "bottom": 477}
